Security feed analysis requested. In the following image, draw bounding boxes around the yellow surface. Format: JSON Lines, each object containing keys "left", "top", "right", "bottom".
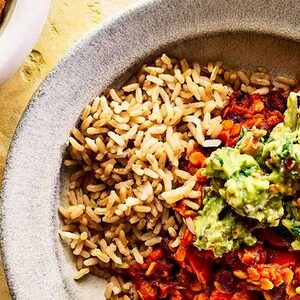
{"left": 0, "top": 0, "right": 138, "bottom": 298}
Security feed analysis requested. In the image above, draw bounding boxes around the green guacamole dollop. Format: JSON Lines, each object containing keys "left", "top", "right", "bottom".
{"left": 194, "top": 92, "right": 300, "bottom": 256}
{"left": 194, "top": 191, "right": 257, "bottom": 257}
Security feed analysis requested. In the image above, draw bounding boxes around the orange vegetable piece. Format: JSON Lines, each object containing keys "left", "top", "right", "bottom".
{"left": 174, "top": 244, "right": 187, "bottom": 262}
{"left": 189, "top": 151, "right": 206, "bottom": 167}
{"left": 222, "top": 119, "right": 234, "bottom": 130}
{"left": 145, "top": 262, "right": 157, "bottom": 276}
{"left": 227, "top": 136, "right": 239, "bottom": 147}
{"left": 193, "top": 294, "right": 209, "bottom": 300}
{"left": 135, "top": 280, "right": 157, "bottom": 300}
{"left": 253, "top": 100, "right": 264, "bottom": 112}
{"left": 210, "top": 291, "right": 233, "bottom": 300}
{"left": 186, "top": 247, "right": 212, "bottom": 284}
{"left": 231, "top": 123, "right": 241, "bottom": 136}
{"left": 147, "top": 248, "right": 164, "bottom": 262}
{"left": 218, "top": 131, "right": 230, "bottom": 144}
{"left": 254, "top": 113, "right": 264, "bottom": 119}
{"left": 267, "top": 115, "right": 281, "bottom": 128}
{"left": 254, "top": 118, "right": 263, "bottom": 127}
{"left": 243, "top": 119, "right": 255, "bottom": 128}
{"left": 245, "top": 113, "right": 254, "bottom": 119}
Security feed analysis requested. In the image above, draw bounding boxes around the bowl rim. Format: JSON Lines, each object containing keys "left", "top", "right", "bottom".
{"left": 0, "top": 0, "right": 51, "bottom": 84}
{"left": 2, "top": 0, "right": 300, "bottom": 299}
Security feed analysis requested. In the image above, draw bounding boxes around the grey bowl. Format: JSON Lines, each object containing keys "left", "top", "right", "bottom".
{"left": 2, "top": 0, "right": 300, "bottom": 299}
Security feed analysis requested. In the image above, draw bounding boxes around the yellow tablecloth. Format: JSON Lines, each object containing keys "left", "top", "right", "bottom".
{"left": 0, "top": 0, "right": 137, "bottom": 298}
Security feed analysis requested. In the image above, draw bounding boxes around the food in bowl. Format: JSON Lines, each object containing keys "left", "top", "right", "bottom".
{"left": 59, "top": 54, "right": 300, "bottom": 299}
{"left": 0, "top": 0, "right": 5, "bottom": 16}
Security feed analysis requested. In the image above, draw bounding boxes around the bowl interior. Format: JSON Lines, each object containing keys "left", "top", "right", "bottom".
{"left": 57, "top": 31, "right": 300, "bottom": 299}
{"left": 168, "top": 32, "right": 300, "bottom": 77}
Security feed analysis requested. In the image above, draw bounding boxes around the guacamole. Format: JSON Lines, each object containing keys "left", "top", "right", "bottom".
{"left": 236, "top": 127, "right": 267, "bottom": 159}
{"left": 203, "top": 147, "right": 283, "bottom": 226}
{"left": 194, "top": 92, "right": 300, "bottom": 256}
{"left": 194, "top": 192, "right": 257, "bottom": 257}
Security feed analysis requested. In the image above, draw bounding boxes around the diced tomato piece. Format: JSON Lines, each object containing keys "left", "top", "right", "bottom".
{"left": 182, "top": 227, "right": 195, "bottom": 245}
{"left": 129, "top": 263, "right": 142, "bottom": 277}
{"left": 175, "top": 201, "right": 197, "bottom": 218}
{"left": 222, "top": 106, "right": 230, "bottom": 118}
{"left": 250, "top": 93, "right": 262, "bottom": 102}
{"left": 243, "top": 119, "right": 255, "bottom": 128}
{"left": 175, "top": 201, "right": 189, "bottom": 214}
{"left": 147, "top": 248, "right": 164, "bottom": 262}
{"left": 294, "top": 266, "right": 300, "bottom": 281}
{"left": 268, "top": 249, "right": 298, "bottom": 267}
{"left": 135, "top": 280, "right": 157, "bottom": 300}
{"left": 218, "top": 131, "right": 230, "bottom": 145}
{"left": 233, "top": 105, "right": 251, "bottom": 115}
{"left": 186, "top": 247, "right": 212, "bottom": 284}
{"left": 158, "top": 282, "right": 174, "bottom": 298}
{"left": 187, "top": 162, "right": 198, "bottom": 175}
{"left": 210, "top": 290, "right": 233, "bottom": 300}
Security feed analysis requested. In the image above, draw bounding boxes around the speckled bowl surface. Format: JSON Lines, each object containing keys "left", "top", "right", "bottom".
{"left": 2, "top": 0, "right": 300, "bottom": 299}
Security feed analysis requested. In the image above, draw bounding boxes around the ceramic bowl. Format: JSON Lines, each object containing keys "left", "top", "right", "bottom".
{"left": 2, "top": 0, "right": 300, "bottom": 299}
{"left": 0, "top": 0, "right": 51, "bottom": 84}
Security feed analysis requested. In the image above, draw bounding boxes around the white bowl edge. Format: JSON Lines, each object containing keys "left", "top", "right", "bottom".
{"left": 0, "top": 0, "right": 51, "bottom": 84}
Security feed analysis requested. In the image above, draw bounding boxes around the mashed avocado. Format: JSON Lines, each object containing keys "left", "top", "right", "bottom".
{"left": 282, "top": 199, "right": 300, "bottom": 250}
{"left": 262, "top": 92, "right": 300, "bottom": 194}
{"left": 203, "top": 147, "right": 260, "bottom": 179}
{"left": 221, "top": 175, "right": 283, "bottom": 226}
{"left": 203, "top": 147, "right": 283, "bottom": 226}
{"left": 236, "top": 127, "right": 267, "bottom": 159}
{"left": 194, "top": 192, "right": 257, "bottom": 257}
{"left": 194, "top": 92, "right": 300, "bottom": 257}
